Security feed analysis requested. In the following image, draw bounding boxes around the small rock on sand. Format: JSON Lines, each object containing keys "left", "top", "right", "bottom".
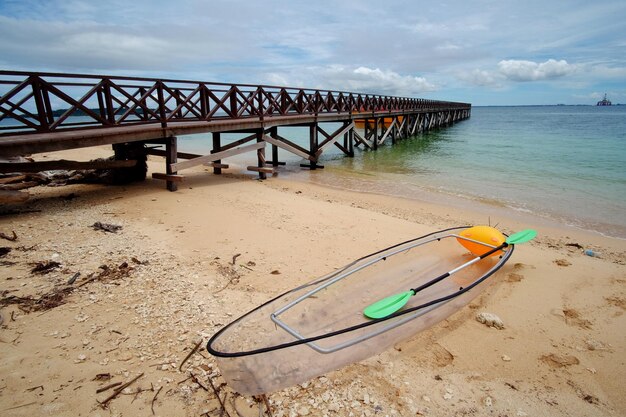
{"left": 476, "top": 312, "right": 504, "bottom": 329}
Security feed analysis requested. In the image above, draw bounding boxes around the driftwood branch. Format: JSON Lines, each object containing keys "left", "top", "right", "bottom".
{"left": 151, "top": 386, "right": 163, "bottom": 415}
{"left": 0, "top": 190, "right": 29, "bottom": 204}
{"left": 96, "top": 382, "right": 122, "bottom": 394}
{"left": 206, "top": 375, "right": 232, "bottom": 417}
{"left": 0, "top": 181, "right": 39, "bottom": 191}
{"left": 179, "top": 339, "right": 202, "bottom": 371}
{"left": 0, "top": 159, "right": 137, "bottom": 173}
{"left": 0, "top": 231, "right": 17, "bottom": 241}
{"left": 0, "top": 175, "right": 26, "bottom": 184}
{"left": 98, "top": 372, "right": 144, "bottom": 408}
{"left": 261, "top": 394, "right": 274, "bottom": 417}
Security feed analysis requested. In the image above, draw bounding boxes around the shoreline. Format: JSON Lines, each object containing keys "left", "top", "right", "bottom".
{"left": 0, "top": 146, "right": 624, "bottom": 416}
{"left": 277, "top": 158, "right": 626, "bottom": 242}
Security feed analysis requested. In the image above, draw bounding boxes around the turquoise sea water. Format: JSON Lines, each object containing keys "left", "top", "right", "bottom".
{"left": 182, "top": 106, "right": 625, "bottom": 238}
{"left": 297, "top": 106, "right": 626, "bottom": 238}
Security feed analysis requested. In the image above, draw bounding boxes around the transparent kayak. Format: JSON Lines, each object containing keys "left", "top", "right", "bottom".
{"left": 207, "top": 226, "right": 514, "bottom": 394}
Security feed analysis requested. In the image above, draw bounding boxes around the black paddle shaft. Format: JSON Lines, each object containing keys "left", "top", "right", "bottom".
{"left": 409, "top": 242, "right": 509, "bottom": 295}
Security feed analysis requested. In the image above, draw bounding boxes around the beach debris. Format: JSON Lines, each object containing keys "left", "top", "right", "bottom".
{"left": 565, "top": 243, "right": 583, "bottom": 250}
{"left": 584, "top": 249, "right": 599, "bottom": 257}
{"left": 554, "top": 258, "right": 572, "bottom": 267}
{"left": 98, "top": 372, "right": 144, "bottom": 408}
{"left": 194, "top": 373, "right": 233, "bottom": 417}
{"left": 0, "top": 247, "right": 10, "bottom": 257}
{"left": 93, "top": 373, "right": 113, "bottom": 382}
{"left": 212, "top": 258, "right": 245, "bottom": 293}
{"left": 151, "top": 386, "right": 163, "bottom": 415}
{"left": 179, "top": 339, "right": 203, "bottom": 371}
{"left": 0, "top": 286, "right": 73, "bottom": 312}
{"left": 3, "top": 401, "right": 37, "bottom": 411}
{"left": 567, "top": 380, "right": 599, "bottom": 404}
{"left": 96, "top": 382, "right": 122, "bottom": 394}
{"left": 67, "top": 272, "right": 81, "bottom": 285}
{"left": 475, "top": 312, "right": 504, "bottom": 329}
{"left": 30, "top": 260, "right": 61, "bottom": 274}
{"left": 231, "top": 253, "right": 241, "bottom": 265}
{"left": 2, "top": 261, "right": 135, "bottom": 313}
{"left": 77, "top": 262, "right": 134, "bottom": 288}
{"left": 501, "top": 354, "right": 511, "bottom": 362}
{"left": 540, "top": 353, "right": 580, "bottom": 368}
{"left": 270, "top": 269, "right": 281, "bottom": 275}
{"left": 505, "top": 382, "right": 519, "bottom": 391}
{"left": 0, "top": 230, "right": 17, "bottom": 241}
{"left": 92, "top": 222, "right": 122, "bottom": 233}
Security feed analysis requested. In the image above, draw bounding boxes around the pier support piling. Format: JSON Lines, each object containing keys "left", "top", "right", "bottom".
{"left": 212, "top": 133, "right": 222, "bottom": 174}
{"left": 256, "top": 130, "right": 267, "bottom": 180}
{"left": 166, "top": 136, "right": 178, "bottom": 191}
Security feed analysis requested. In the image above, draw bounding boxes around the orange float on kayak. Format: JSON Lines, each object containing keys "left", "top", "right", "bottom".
{"left": 456, "top": 225, "right": 505, "bottom": 257}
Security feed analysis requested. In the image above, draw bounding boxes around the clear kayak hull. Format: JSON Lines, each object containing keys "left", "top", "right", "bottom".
{"left": 207, "top": 226, "right": 514, "bottom": 394}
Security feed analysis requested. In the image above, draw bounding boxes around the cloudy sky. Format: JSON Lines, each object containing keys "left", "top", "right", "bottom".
{"left": 1, "top": 0, "right": 624, "bottom": 105}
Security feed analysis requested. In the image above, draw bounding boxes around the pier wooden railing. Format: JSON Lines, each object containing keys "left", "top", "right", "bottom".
{"left": 0, "top": 71, "right": 470, "bottom": 136}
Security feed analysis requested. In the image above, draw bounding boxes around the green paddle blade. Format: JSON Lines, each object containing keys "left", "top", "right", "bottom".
{"left": 505, "top": 229, "right": 537, "bottom": 245}
{"left": 364, "top": 290, "right": 414, "bottom": 319}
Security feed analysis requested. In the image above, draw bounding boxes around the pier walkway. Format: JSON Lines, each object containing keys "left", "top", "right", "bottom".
{"left": 0, "top": 71, "right": 470, "bottom": 191}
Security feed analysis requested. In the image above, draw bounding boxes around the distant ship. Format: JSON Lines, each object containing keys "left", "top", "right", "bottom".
{"left": 597, "top": 93, "right": 612, "bottom": 106}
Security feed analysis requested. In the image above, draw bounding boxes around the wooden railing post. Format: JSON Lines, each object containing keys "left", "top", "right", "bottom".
{"left": 200, "top": 84, "right": 208, "bottom": 119}
{"left": 229, "top": 85, "right": 238, "bottom": 118}
{"left": 157, "top": 81, "right": 167, "bottom": 128}
{"left": 258, "top": 88, "right": 265, "bottom": 121}
{"left": 30, "top": 76, "right": 52, "bottom": 132}
{"left": 103, "top": 79, "right": 115, "bottom": 125}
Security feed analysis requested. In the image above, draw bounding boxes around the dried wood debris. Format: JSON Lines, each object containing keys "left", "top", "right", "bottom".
{"left": 0, "top": 230, "right": 17, "bottom": 241}
{"left": 0, "top": 261, "right": 135, "bottom": 313}
{"left": 92, "top": 222, "right": 123, "bottom": 233}
{"left": 30, "top": 260, "right": 61, "bottom": 274}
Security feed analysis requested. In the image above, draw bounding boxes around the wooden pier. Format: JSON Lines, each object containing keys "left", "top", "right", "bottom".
{"left": 0, "top": 71, "right": 470, "bottom": 193}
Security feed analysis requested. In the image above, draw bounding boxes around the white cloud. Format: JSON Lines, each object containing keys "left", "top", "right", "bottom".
{"left": 351, "top": 67, "right": 437, "bottom": 94}
{"left": 498, "top": 59, "right": 578, "bottom": 81}
{"left": 320, "top": 66, "right": 437, "bottom": 95}
{"left": 264, "top": 66, "right": 437, "bottom": 96}
{"left": 587, "top": 64, "right": 626, "bottom": 79}
{"left": 456, "top": 69, "right": 501, "bottom": 87}
{"left": 1, "top": 0, "right": 625, "bottom": 104}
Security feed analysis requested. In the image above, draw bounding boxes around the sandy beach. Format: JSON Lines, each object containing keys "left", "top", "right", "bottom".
{"left": 1, "top": 146, "right": 624, "bottom": 417}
